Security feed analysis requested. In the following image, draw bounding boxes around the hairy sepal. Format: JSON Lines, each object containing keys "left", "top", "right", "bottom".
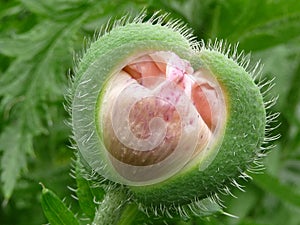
{"left": 72, "top": 23, "right": 195, "bottom": 187}
{"left": 130, "top": 49, "right": 266, "bottom": 206}
{"left": 71, "top": 15, "right": 267, "bottom": 216}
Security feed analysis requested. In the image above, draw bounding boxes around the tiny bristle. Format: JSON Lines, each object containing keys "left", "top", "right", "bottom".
{"left": 93, "top": 196, "right": 102, "bottom": 205}
{"left": 230, "top": 178, "right": 245, "bottom": 192}
{"left": 137, "top": 195, "right": 225, "bottom": 220}
{"left": 222, "top": 185, "right": 237, "bottom": 198}
{"left": 246, "top": 161, "right": 265, "bottom": 174}
{"left": 264, "top": 96, "right": 278, "bottom": 110}
{"left": 210, "top": 193, "right": 225, "bottom": 208}
{"left": 71, "top": 194, "right": 79, "bottom": 201}
{"left": 89, "top": 10, "right": 198, "bottom": 55}
{"left": 238, "top": 171, "right": 253, "bottom": 181}
{"left": 222, "top": 211, "right": 239, "bottom": 219}
{"left": 67, "top": 185, "right": 77, "bottom": 193}
{"left": 200, "top": 39, "right": 269, "bottom": 83}
{"left": 201, "top": 38, "right": 279, "bottom": 186}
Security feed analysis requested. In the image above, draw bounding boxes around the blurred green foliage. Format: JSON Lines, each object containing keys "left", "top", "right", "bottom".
{"left": 0, "top": 0, "right": 300, "bottom": 224}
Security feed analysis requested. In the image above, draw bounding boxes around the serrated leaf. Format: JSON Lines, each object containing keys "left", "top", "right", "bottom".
{"left": 0, "top": 0, "right": 150, "bottom": 201}
{"left": 0, "top": 122, "right": 33, "bottom": 199}
{"left": 20, "top": 0, "right": 91, "bottom": 19}
{"left": 0, "top": 15, "right": 86, "bottom": 199}
{"left": 0, "top": 22, "right": 60, "bottom": 58}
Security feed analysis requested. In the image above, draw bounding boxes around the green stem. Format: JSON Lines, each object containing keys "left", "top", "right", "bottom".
{"left": 92, "top": 187, "right": 140, "bottom": 225}
{"left": 175, "top": 221, "right": 193, "bottom": 225}
{"left": 116, "top": 202, "right": 140, "bottom": 225}
{"left": 92, "top": 187, "right": 127, "bottom": 225}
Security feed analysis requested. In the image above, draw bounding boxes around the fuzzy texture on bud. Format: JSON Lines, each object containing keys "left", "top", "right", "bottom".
{"left": 70, "top": 13, "right": 269, "bottom": 212}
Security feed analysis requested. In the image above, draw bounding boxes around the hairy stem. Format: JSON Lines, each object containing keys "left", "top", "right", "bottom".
{"left": 92, "top": 187, "right": 131, "bottom": 225}
{"left": 116, "top": 202, "right": 140, "bottom": 225}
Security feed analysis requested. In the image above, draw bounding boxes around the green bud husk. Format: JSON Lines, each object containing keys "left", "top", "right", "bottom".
{"left": 71, "top": 14, "right": 267, "bottom": 217}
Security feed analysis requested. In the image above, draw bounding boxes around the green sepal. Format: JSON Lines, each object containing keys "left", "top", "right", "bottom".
{"left": 75, "top": 158, "right": 97, "bottom": 220}
{"left": 130, "top": 49, "right": 266, "bottom": 205}
{"left": 71, "top": 19, "right": 266, "bottom": 212}
{"left": 40, "top": 184, "right": 80, "bottom": 225}
{"left": 75, "top": 157, "right": 105, "bottom": 220}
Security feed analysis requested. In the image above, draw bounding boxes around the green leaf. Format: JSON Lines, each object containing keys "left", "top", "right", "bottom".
{"left": 207, "top": 0, "right": 300, "bottom": 51}
{"left": 41, "top": 184, "right": 80, "bottom": 225}
{"left": 239, "top": 219, "right": 271, "bottom": 225}
{"left": 20, "top": 0, "right": 92, "bottom": 20}
{"left": 252, "top": 173, "right": 300, "bottom": 208}
{"left": 237, "top": 0, "right": 300, "bottom": 51}
{"left": 0, "top": 21, "right": 59, "bottom": 58}
{"left": 223, "top": 184, "right": 260, "bottom": 225}
{"left": 0, "top": 12, "right": 85, "bottom": 198}
{"left": 0, "top": 1, "right": 35, "bottom": 35}
{"left": 0, "top": 122, "right": 33, "bottom": 199}
{"left": 75, "top": 158, "right": 104, "bottom": 220}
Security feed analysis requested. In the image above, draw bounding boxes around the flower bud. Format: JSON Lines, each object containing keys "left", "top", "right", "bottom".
{"left": 71, "top": 15, "right": 267, "bottom": 208}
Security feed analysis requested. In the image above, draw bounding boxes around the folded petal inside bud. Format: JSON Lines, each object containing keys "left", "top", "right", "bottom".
{"left": 98, "top": 51, "right": 225, "bottom": 185}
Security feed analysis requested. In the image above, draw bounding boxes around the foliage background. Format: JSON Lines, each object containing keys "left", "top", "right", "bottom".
{"left": 0, "top": 0, "right": 300, "bottom": 224}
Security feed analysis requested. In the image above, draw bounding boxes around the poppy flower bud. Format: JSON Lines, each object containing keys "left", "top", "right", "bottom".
{"left": 70, "top": 14, "right": 270, "bottom": 211}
